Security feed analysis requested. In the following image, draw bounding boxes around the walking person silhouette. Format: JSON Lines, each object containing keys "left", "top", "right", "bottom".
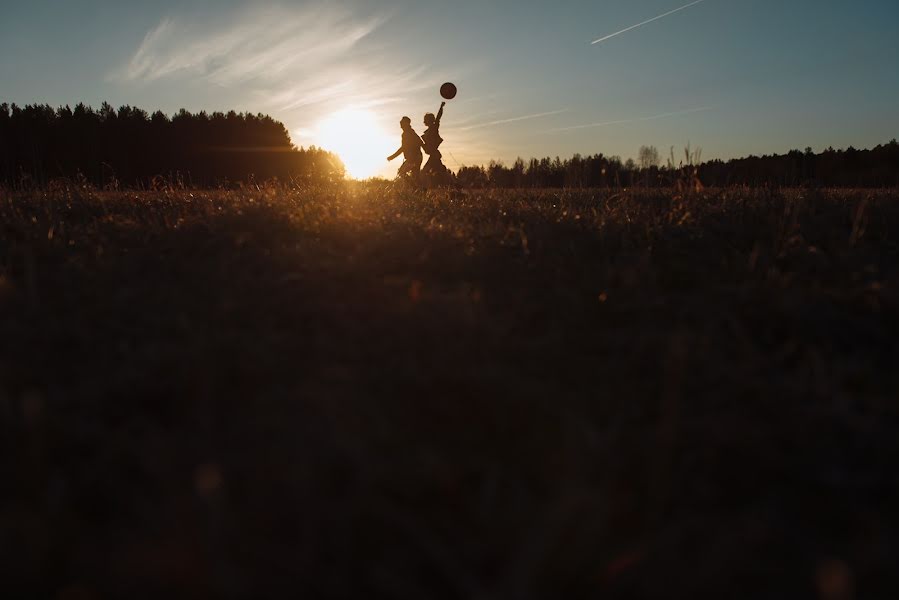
{"left": 387, "top": 116, "right": 423, "bottom": 181}
{"left": 422, "top": 102, "right": 447, "bottom": 183}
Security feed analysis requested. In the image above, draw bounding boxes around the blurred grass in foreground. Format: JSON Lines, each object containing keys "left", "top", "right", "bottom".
{"left": 1, "top": 183, "right": 897, "bottom": 598}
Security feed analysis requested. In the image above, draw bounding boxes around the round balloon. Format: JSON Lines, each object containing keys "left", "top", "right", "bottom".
{"left": 440, "top": 82, "right": 457, "bottom": 100}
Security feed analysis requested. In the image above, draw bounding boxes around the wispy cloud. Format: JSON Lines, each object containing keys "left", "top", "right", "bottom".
{"left": 112, "top": 3, "right": 458, "bottom": 148}
{"left": 546, "top": 106, "right": 713, "bottom": 133}
{"left": 116, "top": 5, "right": 385, "bottom": 85}
{"left": 263, "top": 64, "right": 432, "bottom": 112}
{"left": 590, "top": 0, "right": 707, "bottom": 45}
{"left": 454, "top": 109, "right": 568, "bottom": 132}
{"left": 449, "top": 109, "right": 503, "bottom": 127}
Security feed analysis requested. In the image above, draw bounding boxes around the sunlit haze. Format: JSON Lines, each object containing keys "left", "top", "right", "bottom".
{"left": 311, "top": 108, "right": 395, "bottom": 179}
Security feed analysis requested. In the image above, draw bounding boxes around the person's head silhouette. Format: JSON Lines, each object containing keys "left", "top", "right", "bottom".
{"left": 400, "top": 116, "right": 412, "bottom": 130}
{"left": 424, "top": 113, "right": 437, "bottom": 127}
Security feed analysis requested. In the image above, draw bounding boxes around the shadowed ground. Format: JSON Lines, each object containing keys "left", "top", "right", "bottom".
{"left": 2, "top": 183, "right": 898, "bottom": 598}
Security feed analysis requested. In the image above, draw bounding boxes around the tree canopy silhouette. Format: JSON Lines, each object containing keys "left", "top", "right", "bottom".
{"left": 455, "top": 141, "right": 899, "bottom": 189}
{"left": 0, "top": 102, "right": 343, "bottom": 187}
{"left": 2, "top": 102, "right": 896, "bottom": 189}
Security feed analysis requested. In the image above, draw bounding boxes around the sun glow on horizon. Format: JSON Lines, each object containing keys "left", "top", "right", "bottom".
{"left": 311, "top": 108, "right": 394, "bottom": 179}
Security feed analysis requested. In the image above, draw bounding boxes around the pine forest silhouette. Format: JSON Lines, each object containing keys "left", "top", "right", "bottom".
{"left": 2, "top": 102, "right": 897, "bottom": 188}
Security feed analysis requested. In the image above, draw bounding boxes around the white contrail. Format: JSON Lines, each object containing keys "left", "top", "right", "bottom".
{"left": 547, "top": 106, "right": 713, "bottom": 133}
{"left": 455, "top": 109, "right": 568, "bottom": 131}
{"left": 591, "top": 0, "right": 707, "bottom": 45}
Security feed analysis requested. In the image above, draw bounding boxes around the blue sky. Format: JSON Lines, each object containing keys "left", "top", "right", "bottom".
{"left": 2, "top": 0, "right": 898, "bottom": 175}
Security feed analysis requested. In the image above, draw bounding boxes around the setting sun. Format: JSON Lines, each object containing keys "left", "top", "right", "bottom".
{"left": 312, "top": 108, "right": 393, "bottom": 179}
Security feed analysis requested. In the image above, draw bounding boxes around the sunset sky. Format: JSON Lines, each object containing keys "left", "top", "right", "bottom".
{"left": 2, "top": 0, "right": 898, "bottom": 178}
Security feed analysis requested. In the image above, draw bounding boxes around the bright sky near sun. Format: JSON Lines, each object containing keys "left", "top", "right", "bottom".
{"left": 2, "top": 0, "right": 898, "bottom": 178}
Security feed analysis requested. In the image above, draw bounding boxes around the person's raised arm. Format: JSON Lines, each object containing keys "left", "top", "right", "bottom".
{"left": 436, "top": 102, "right": 445, "bottom": 126}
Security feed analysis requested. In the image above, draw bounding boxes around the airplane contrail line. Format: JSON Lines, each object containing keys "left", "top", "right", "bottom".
{"left": 455, "top": 109, "right": 568, "bottom": 131}
{"left": 546, "top": 106, "right": 713, "bottom": 133}
{"left": 591, "top": 0, "right": 707, "bottom": 45}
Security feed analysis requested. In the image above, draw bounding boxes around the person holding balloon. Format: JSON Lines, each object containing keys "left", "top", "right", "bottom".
{"left": 422, "top": 83, "right": 456, "bottom": 184}
{"left": 421, "top": 101, "right": 446, "bottom": 182}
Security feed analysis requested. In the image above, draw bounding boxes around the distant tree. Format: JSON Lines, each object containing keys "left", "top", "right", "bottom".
{"left": 638, "top": 145, "right": 660, "bottom": 169}
{"left": 511, "top": 158, "right": 526, "bottom": 187}
{"left": 455, "top": 165, "right": 489, "bottom": 188}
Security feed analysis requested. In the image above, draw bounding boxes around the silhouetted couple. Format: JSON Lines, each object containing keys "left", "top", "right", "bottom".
{"left": 387, "top": 102, "right": 447, "bottom": 184}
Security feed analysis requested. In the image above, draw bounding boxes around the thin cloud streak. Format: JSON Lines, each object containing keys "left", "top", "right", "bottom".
{"left": 116, "top": 5, "right": 385, "bottom": 84}
{"left": 266, "top": 64, "right": 432, "bottom": 112}
{"left": 449, "top": 109, "right": 503, "bottom": 127}
{"left": 112, "top": 3, "right": 467, "bottom": 148}
{"left": 547, "top": 106, "right": 714, "bottom": 133}
{"left": 455, "top": 109, "right": 568, "bottom": 132}
{"left": 590, "top": 0, "right": 707, "bottom": 45}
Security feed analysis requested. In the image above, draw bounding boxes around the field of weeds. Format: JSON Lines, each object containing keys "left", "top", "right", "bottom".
{"left": 2, "top": 183, "right": 898, "bottom": 598}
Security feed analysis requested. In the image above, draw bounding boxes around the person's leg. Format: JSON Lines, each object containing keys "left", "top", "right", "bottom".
{"left": 397, "top": 159, "right": 422, "bottom": 185}
{"left": 421, "top": 156, "right": 433, "bottom": 185}
{"left": 426, "top": 156, "right": 446, "bottom": 184}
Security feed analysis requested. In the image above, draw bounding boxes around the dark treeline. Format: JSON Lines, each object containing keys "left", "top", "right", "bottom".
{"left": 0, "top": 103, "right": 343, "bottom": 186}
{"left": 2, "top": 102, "right": 897, "bottom": 188}
{"left": 457, "top": 141, "right": 899, "bottom": 188}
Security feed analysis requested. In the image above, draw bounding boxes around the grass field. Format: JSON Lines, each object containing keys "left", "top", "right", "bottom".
{"left": 2, "top": 183, "right": 898, "bottom": 598}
